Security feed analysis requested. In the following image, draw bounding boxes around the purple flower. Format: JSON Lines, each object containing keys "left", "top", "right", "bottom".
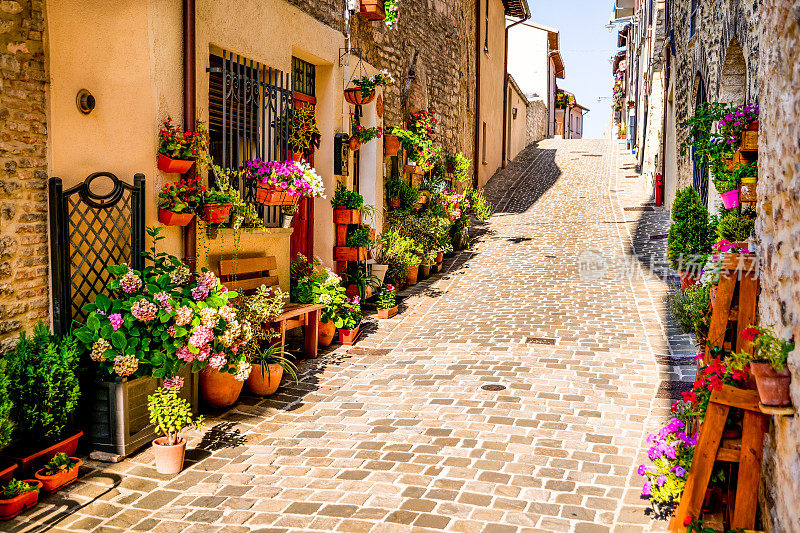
{"left": 673, "top": 466, "right": 687, "bottom": 478}
{"left": 109, "top": 313, "right": 123, "bottom": 331}
{"left": 642, "top": 481, "right": 652, "bottom": 497}
{"left": 656, "top": 474, "right": 667, "bottom": 487}
{"left": 637, "top": 464, "right": 648, "bottom": 476}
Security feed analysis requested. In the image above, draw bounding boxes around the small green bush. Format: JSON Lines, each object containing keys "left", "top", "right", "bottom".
{"left": 346, "top": 227, "right": 372, "bottom": 248}
{"left": 0, "top": 359, "right": 13, "bottom": 449}
{"left": 716, "top": 210, "right": 755, "bottom": 242}
{"left": 667, "top": 187, "right": 714, "bottom": 270}
{"left": 331, "top": 183, "right": 363, "bottom": 210}
{"left": 6, "top": 321, "right": 80, "bottom": 445}
{"left": 2, "top": 479, "right": 37, "bottom": 499}
{"left": 148, "top": 387, "right": 203, "bottom": 446}
{"left": 668, "top": 283, "right": 712, "bottom": 344}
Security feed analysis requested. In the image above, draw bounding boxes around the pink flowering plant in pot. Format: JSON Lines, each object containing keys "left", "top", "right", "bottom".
{"left": 243, "top": 159, "right": 326, "bottom": 205}
{"left": 73, "top": 227, "right": 253, "bottom": 382}
{"left": 637, "top": 418, "right": 696, "bottom": 519}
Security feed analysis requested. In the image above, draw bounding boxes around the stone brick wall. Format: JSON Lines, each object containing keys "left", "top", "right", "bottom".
{"left": 284, "top": 1, "right": 476, "bottom": 156}
{"left": 668, "top": 0, "right": 759, "bottom": 193}
{"left": 754, "top": 2, "right": 800, "bottom": 530}
{"left": 0, "top": 0, "right": 48, "bottom": 350}
{"left": 526, "top": 98, "right": 547, "bottom": 143}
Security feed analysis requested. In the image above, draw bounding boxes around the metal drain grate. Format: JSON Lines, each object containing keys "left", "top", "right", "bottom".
{"left": 525, "top": 337, "right": 557, "bottom": 345}
{"left": 481, "top": 384, "right": 507, "bottom": 391}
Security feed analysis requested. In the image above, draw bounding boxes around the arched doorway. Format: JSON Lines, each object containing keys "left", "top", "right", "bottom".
{"left": 719, "top": 40, "right": 747, "bottom": 105}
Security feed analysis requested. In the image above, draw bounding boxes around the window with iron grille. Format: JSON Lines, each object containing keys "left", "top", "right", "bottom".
{"left": 690, "top": 0, "right": 698, "bottom": 38}
{"left": 292, "top": 56, "right": 316, "bottom": 97}
{"left": 208, "top": 51, "right": 295, "bottom": 227}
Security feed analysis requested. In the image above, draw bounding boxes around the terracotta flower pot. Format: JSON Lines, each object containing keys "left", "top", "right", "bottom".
{"left": 406, "top": 265, "right": 419, "bottom": 285}
{"left": 157, "top": 153, "right": 195, "bottom": 174}
{"left": 750, "top": 362, "right": 792, "bottom": 406}
{"left": 200, "top": 203, "right": 232, "bottom": 224}
{"left": 318, "top": 319, "right": 336, "bottom": 347}
{"left": 359, "top": 0, "right": 386, "bottom": 20}
{"left": 292, "top": 152, "right": 303, "bottom": 162}
{"left": 420, "top": 263, "right": 431, "bottom": 278}
{"left": 34, "top": 457, "right": 82, "bottom": 494}
{"left": 152, "top": 437, "right": 186, "bottom": 475}
{"left": 0, "top": 462, "right": 16, "bottom": 485}
{"left": 255, "top": 184, "right": 301, "bottom": 206}
{"left": 199, "top": 367, "right": 243, "bottom": 409}
{"left": 339, "top": 324, "right": 361, "bottom": 346}
{"left": 344, "top": 87, "right": 375, "bottom": 106}
{"left": 0, "top": 479, "right": 41, "bottom": 520}
{"left": 384, "top": 134, "right": 401, "bottom": 156}
{"left": 377, "top": 306, "right": 397, "bottom": 319}
{"left": 435, "top": 252, "right": 444, "bottom": 263}
{"left": 388, "top": 198, "right": 400, "bottom": 208}
{"left": 349, "top": 135, "right": 362, "bottom": 151}
{"left": 247, "top": 364, "right": 284, "bottom": 396}
{"left": 9, "top": 431, "right": 83, "bottom": 475}
{"left": 158, "top": 208, "right": 194, "bottom": 227}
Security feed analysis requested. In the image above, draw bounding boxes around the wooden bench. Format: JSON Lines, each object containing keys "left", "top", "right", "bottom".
{"left": 218, "top": 256, "right": 324, "bottom": 358}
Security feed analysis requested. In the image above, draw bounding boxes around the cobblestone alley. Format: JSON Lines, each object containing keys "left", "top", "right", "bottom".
{"left": 13, "top": 138, "right": 696, "bottom": 533}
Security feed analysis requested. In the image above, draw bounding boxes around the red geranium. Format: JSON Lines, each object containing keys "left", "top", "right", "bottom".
{"left": 741, "top": 327, "right": 760, "bottom": 342}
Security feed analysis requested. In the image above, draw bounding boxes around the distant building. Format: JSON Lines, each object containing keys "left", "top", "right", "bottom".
{"left": 554, "top": 90, "right": 589, "bottom": 139}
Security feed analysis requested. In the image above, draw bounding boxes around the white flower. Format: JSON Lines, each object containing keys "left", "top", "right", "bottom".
{"left": 319, "top": 293, "right": 333, "bottom": 306}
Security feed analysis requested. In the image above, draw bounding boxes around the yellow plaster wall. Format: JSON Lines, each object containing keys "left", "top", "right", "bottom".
{"left": 477, "top": 0, "right": 508, "bottom": 188}
{"left": 507, "top": 84, "right": 528, "bottom": 161}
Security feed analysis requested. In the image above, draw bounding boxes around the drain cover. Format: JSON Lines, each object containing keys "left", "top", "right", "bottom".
{"left": 481, "top": 384, "right": 506, "bottom": 391}
{"left": 526, "top": 337, "right": 557, "bottom": 345}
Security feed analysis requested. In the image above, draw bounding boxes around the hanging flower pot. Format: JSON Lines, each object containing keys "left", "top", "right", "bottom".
{"left": 720, "top": 189, "right": 740, "bottom": 209}
{"left": 344, "top": 87, "right": 376, "bottom": 106}
{"left": 0, "top": 480, "right": 42, "bottom": 520}
{"left": 384, "top": 134, "right": 401, "bottom": 156}
{"left": 292, "top": 152, "right": 303, "bottom": 162}
{"left": 200, "top": 203, "right": 232, "bottom": 224}
{"left": 349, "top": 135, "right": 362, "bottom": 151}
{"left": 34, "top": 457, "right": 82, "bottom": 493}
{"left": 318, "top": 319, "right": 336, "bottom": 347}
{"left": 246, "top": 364, "right": 284, "bottom": 396}
{"left": 158, "top": 208, "right": 195, "bottom": 227}
{"left": 157, "top": 153, "right": 195, "bottom": 174}
{"left": 199, "top": 367, "right": 244, "bottom": 409}
{"left": 750, "top": 363, "right": 792, "bottom": 407}
{"left": 255, "top": 184, "right": 301, "bottom": 206}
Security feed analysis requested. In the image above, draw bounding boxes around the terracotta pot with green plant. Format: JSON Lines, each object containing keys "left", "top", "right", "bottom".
{"left": 148, "top": 386, "right": 204, "bottom": 475}
{"left": 667, "top": 187, "right": 714, "bottom": 290}
{"left": 335, "top": 297, "right": 362, "bottom": 345}
{"left": 246, "top": 342, "right": 298, "bottom": 397}
{"left": 199, "top": 189, "right": 234, "bottom": 225}
{"left": 290, "top": 255, "right": 347, "bottom": 347}
{"left": 385, "top": 177, "right": 403, "bottom": 209}
{"left": 727, "top": 326, "right": 795, "bottom": 407}
{"left": 158, "top": 175, "right": 201, "bottom": 227}
{"left": 332, "top": 184, "right": 364, "bottom": 224}
{"left": 157, "top": 118, "right": 207, "bottom": 173}
{"left": 34, "top": 453, "right": 81, "bottom": 494}
{"left": 0, "top": 479, "right": 41, "bottom": 520}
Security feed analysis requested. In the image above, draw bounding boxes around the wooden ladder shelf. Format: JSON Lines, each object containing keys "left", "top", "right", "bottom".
{"left": 671, "top": 385, "right": 769, "bottom": 531}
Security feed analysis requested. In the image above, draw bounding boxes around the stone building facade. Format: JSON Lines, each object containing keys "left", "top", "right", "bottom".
{"left": 664, "top": 0, "right": 759, "bottom": 210}
{"left": 755, "top": 1, "right": 800, "bottom": 530}
{"left": 0, "top": 0, "right": 49, "bottom": 349}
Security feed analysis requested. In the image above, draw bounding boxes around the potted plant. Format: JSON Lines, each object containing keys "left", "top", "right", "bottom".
{"left": 157, "top": 118, "right": 206, "bottom": 174}
{"left": 344, "top": 266, "right": 380, "bottom": 301}
{"left": 335, "top": 297, "right": 362, "bottom": 345}
{"left": 667, "top": 187, "right": 714, "bottom": 290}
{"left": 331, "top": 184, "right": 364, "bottom": 225}
{"left": 281, "top": 204, "right": 299, "bottom": 228}
{"left": 336, "top": 226, "right": 371, "bottom": 263}
{"left": 344, "top": 71, "right": 393, "bottom": 105}
{"left": 667, "top": 283, "right": 712, "bottom": 347}
{"left": 405, "top": 254, "right": 422, "bottom": 285}
{"left": 199, "top": 189, "right": 234, "bottom": 225}
{"left": 0, "top": 358, "right": 14, "bottom": 483}
{"left": 384, "top": 132, "right": 401, "bottom": 156}
{"left": 148, "top": 386, "right": 204, "bottom": 474}
{"left": 5, "top": 322, "right": 81, "bottom": 474}
{"left": 158, "top": 175, "right": 201, "bottom": 226}
{"left": 246, "top": 342, "right": 298, "bottom": 397}
{"left": 393, "top": 110, "right": 439, "bottom": 172}
{"left": 376, "top": 284, "right": 397, "bottom": 319}
{"left": 716, "top": 210, "right": 755, "bottom": 243}
{"left": 373, "top": 229, "right": 422, "bottom": 286}
{"left": 34, "top": 453, "right": 81, "bottom": 494}
{"left": 244, "top": 159, "right": 326, "bottom": 206}
{"left": 351, "top": 114, "right": 383, "bottom": 147}
{"left": 0, "top": 479, "right": 41, "bottom": 520}
{"left": 385, "top": 177, "right": 403, "bottom": 208}
{"left": 384, "top": 0, "right": 400, "bottom": 27}
{"left": 210, "top": 165, "right": 264, "bottom": 231}
{"left": 727, "top": 326, "right": 795, "bottom": 406}
{"left": 288, "top": 105, "right": 322, "bottom": 161}
{"left": 290, "top": 255, "right": 347, "bottom": 347}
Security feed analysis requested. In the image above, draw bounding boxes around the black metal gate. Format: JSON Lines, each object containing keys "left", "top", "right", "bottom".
{"left": 49, "top": 172, "right": 145, "bottom": 335}
{"left": 208, "top": 50, "right": 296, "bottom": 227}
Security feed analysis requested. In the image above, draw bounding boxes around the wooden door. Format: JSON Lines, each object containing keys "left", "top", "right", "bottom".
{"left": 290, "top": 92, "right": 316, "bottom": 260}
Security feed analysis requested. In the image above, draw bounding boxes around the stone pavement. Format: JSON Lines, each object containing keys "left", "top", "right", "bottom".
{"left": 12, "top": 138, "right": 696, "bottom": 533}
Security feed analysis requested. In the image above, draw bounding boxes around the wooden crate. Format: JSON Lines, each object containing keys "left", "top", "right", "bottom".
{"left": 359, "top": 0, "right": 385, "bottom": 20}
{"left": 741, "top": 129, "right": 758, "bottom": 152}
{"left": 335, "top": 246, "right": 367, "bottom": 262}
{"left": 333, "top": 207, "right": 361, "bottom": 225}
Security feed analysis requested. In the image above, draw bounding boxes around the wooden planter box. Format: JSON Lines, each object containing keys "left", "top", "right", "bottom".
{"left": 741, "top": 128, "right": 758, "bottom": 152}
{"left": 89, "top": 368, "right": 198, "bottom": 457}
{"left": 335, "top": 246, "right": 367, "bottom": 262}
{"left": 333, "top": 207, "right": 361, "bottom": 225}
{"left": 359, "top": 0, "right": 385, "bottom": 21}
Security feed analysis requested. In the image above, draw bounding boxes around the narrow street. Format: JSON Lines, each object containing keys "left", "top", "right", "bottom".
{"left": 17, "top": 138, "right": 695, "bottom": 533}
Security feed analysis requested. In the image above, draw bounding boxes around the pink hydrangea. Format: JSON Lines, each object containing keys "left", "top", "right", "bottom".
{"left": 189, "top": 326, "right": 214, "bottom": 348}
{"left": 120, "top": 271, "right": 142, "bottom": 294}
{"left": 196, "top": 346, "right": 211, "bottom": 361}
{"left": 163, "top": 376, "right": 184, "bottom": 390}
{"left": 109, "top": 313, "right": 123, "bottom": 331}
{"left": 207, "top": 352, "right": 227, "bottom": 370}
{"left": 174, "top": 306, "right": 193, "bottom": 326}
{"left": 176, "top": 346, "right": 194, "bottom": 362}
{"left": 168, "top": 325, "right": 176, "bottom": 337}
{"left": 131, "top": 299, "right": 158, "bottom": 322}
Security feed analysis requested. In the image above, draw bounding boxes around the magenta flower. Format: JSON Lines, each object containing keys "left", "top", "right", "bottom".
{"left": 109, "top": 313, "right": 123, "bottom": 331}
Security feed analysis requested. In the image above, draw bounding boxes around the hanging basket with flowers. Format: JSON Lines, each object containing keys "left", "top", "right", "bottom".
{"left": 157, "top": 118, "right": 207, "bottom": 174}
{"left": 344, "top": 71, "right": 393, "bottom": 106}
{"left": 243, "top": 159, "right": 326, "bottom": 206}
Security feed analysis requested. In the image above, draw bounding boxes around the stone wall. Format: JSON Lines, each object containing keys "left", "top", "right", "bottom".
{"left": 668, "top": 0, "right": 760, "bottom": 193}
{"left": 0, "top": 0, "right": 48, "bottom": 350}
{"left": 285, "top": 0, "right": 476, "bottom": 157}
{"left": 527, "top": 98, "right": 547, "bottom": 143}
{"left": 754, "top": 2, "right": 800, "bottom": 531}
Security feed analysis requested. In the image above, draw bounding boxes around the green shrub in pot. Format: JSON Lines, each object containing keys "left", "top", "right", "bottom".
{"left": 667, "top": 187, "right": 714, "bottom": 271}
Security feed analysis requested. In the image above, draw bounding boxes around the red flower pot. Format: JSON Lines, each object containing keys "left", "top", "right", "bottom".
{"left": 750, "top": 362, "right": 792, "bottom": 406}
{"left": 406, "top": 265, "right": 419, "bottom": 285}
{"left": 339, "top": 324, "right": 361, "bottom": 346}
{"left": 388, "top": 198, "right": 400, "bottom": 208}
{"left": 0, "top": 480, "right": 41, "bottom": 520}
{"left": 200, "top": 203, "right": 232, "bottom": 224}
{"left": 199, "top": 367, "right": 243, "bottom": 409}
{"left": 435, "top": 252, "right": 444, "bottom": 263}
{"left": 247, "top": 364, "right": 284, "bottom": 396}
{"left": 318, "top": 319, "right": 336, "bottom": 347}
{"left": 34, "top": 457, "right": 82, "bottom": 494}
{"left": 157, "top": 153, "right": 195, "bottom": 174}
{"left": 377, "top": 306, "right": 397, "bottom": 319}
{"left": 255, "top": 184, "right": 301, "bottom": 206}
{"left": 292, "top": 152, "right": 303, "bottom": 162}
{"left": 158, "top": 208, "right": 195, "bottom": 227}
{"left": 0, "top": 461, "right": 16, "bottom": 485}
{"left": 8, "top": 431, "right": 83, "bottom": 475}
{"left": 384, "top": 134, "right": 401, "bottom": 156}
{"left": 349, "top": 135, "right": 362, "bottom": 151}
{"left": 333, "top": 207, "right": 361, "bottom": 225}
{"left": 344, "top": 87, "right": 375, "bottom": 106}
